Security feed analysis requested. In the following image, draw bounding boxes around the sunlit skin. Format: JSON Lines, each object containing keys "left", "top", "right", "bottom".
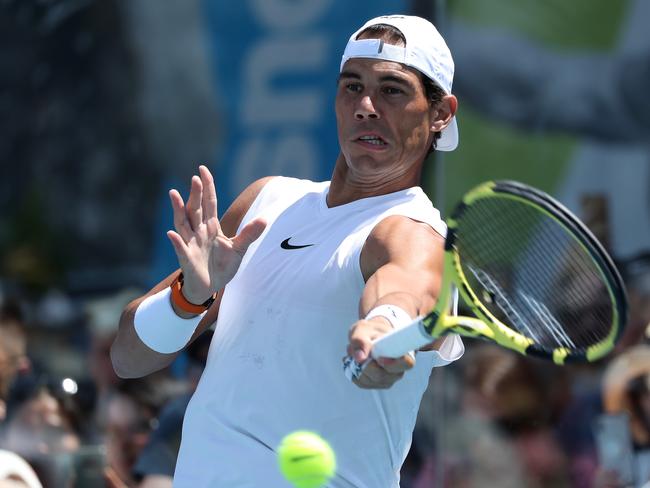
{"left": 111, "top": 36, "right": 459, "bottom": 390}
{"left": 328, "top": 57, "right": 456, "bottom": 207}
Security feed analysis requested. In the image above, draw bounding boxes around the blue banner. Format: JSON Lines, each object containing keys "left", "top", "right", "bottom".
{"left": 151, "top": 0, "right": 406, "bottom": 282}
{"left": 204, "top": 0, "right": 407, "bottom": 207}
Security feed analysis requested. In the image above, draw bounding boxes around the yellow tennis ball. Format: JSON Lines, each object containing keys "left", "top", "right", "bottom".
{"left": 277, "top": 431, "right": 336, "bottom": 488}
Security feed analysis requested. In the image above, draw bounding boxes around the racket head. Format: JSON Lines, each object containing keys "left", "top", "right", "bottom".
{"left": 442, "top": 180, "right": 628, "bottom": 364}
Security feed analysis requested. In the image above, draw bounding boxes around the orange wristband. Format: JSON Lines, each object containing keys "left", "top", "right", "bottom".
{"left": 170, "top": 273, "right": 216, "bottom": 314}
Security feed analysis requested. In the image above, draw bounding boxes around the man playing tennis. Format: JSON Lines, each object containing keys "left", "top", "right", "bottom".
{"left": 111, "top": 15, "right": 464, "bottom": 487}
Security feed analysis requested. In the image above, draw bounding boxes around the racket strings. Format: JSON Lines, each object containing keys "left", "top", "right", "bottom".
{"left": 454, "top": 197, "right": 614, "bottom": 351}
{"left": 514, "top": 217, "right": 611, "bottom": 346}
{"left": 552, "top": 238, "right": 612, "bottom": 341}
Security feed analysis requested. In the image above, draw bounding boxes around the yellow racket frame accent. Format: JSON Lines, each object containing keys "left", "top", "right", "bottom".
{"left": 422, "top": 181, "right": 622, "bottom": 365}
{"left": 344, "top": 179, "right": 625, "bottom": 382}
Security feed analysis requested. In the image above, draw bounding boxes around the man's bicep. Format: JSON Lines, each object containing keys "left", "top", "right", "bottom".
{"left": 359, "top": 263, "right": 439, "bottom": 315}
{"left": 359, "top": 216, "right": 445, "bottom": 316}
{"left": 361, "top": 216, "right": 444, "bottom": 277}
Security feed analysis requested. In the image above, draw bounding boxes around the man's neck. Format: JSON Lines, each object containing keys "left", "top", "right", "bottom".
{"left": 326, "top": 153, "right": 423, "bottom": 208}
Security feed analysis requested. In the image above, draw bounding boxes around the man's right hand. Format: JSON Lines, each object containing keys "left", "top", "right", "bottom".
{"left": 167, "top": 165, "right": 267, "bottom": 305}
{"left": 346, "top": 317, "right": 415, "bottom": 389}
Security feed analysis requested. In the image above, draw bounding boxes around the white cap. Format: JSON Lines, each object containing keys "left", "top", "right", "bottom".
{"left": 340, "top": 15, "right": 458, "bottom": 151}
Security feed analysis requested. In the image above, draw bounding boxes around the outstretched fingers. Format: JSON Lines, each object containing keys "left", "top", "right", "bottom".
{"left": 166, "top": 230, "right": 191, "bottom": 268}
{"left": 169, "top": 189, "right": 194, "bottom": 243}
{"left": 199, "top": 165, "right": 219, "bottom": 224}
{"left": 185, "top": 175, "right": 204, "bottom": 231}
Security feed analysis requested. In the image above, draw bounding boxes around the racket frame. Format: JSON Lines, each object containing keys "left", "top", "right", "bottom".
{"left": 346, "top": 180, "right": 628, "bottom": 379}
{"left": 441, "top": 181, "right": 627, "bottom": 364}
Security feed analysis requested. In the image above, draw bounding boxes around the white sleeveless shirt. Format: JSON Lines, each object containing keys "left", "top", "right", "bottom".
{"left": 173, "top": 177, "right": 463, "bottom": 487}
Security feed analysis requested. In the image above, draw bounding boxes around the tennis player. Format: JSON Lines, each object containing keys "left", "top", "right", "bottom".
{"left": 111, "top": 15, "right": 464, "bottom": 487}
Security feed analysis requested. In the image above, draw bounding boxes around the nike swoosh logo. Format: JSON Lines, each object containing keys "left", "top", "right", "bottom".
{"left": 290, "top": 454, "right": 320, "bottom": 462}
{"left": 280, "top": 237, "right": 314, "bottom": 250}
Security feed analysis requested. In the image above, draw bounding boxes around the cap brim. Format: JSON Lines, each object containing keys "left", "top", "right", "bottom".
{"left": 436, "top": 117, "right": 458, "bottom": 152}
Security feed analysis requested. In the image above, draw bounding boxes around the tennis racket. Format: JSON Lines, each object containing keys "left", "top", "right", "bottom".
{"left": 344, "top": 180, "right": 628, "bottom": 380}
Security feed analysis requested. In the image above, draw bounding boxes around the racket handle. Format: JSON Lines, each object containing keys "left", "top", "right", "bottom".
{"left": 343, "top": 319, "right": 432, "bottom": 381}
{"left": 370, "top": 319, "right": 432, "bottom": 359}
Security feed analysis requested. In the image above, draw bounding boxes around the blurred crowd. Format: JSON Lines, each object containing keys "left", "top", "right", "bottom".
{"left": 0, "top": 285, "right": 212, "bottom": 488}
{"left": 0, "top": 253, "right": 649, "bottom": 487}
{"left": 403, "top": 253, "right": 650, "bottom": 488}
{"left": 1, "top": 0, "right": 649, "bottom": 486}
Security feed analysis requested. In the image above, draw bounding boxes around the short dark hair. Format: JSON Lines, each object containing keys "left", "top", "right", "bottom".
{"left": 355, "top": 23, "right": 445, "bottom": 150}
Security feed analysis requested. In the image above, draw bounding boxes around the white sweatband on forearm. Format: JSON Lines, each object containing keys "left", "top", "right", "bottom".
{"left": 365, "top": 304, "right": 416, "bottom": 360}
{"left": 365, "top": 304, "right": 413, "bottom": 329}
{"left": 134, "top": 287, "right": 206, "bottom": 354}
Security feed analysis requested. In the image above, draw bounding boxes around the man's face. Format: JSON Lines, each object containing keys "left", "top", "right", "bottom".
{"left": 335, "top": 56, "right": 435, "bottom": 178}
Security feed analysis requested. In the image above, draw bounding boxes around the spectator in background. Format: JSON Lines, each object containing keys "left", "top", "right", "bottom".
{"left": 103, "top": 376, "right": 186, "bottom": 488}
{"left": 0, "top": 305, "right": 41, "bottom": 488}
{"left": 2, "top": 381, "right": 80, "bottom": 455}
{"left": 616, "top": 253, "right": 650, "bottom": 351}
{"left": 84, "top": 287, "right": 144, "bottom": 442}
{"left": 0, "top": 305, "right": 31, "bottom": 424}
{"left": 83, "top": 288, "right": 190, "bottom": 487}
{"left": 131, "top": 331, "right": 213, "bottom": 488}
{"left": 552, "top": 252, "right": 650, "bottom": 488}
{"left": 414, "top": 344, "right": 569, "bottom": 488}
{"left": 595, "top": 345, "right": 650, "bottom": 487}
{"left": 1, "top": 379, "right": 81, "bottom": 488}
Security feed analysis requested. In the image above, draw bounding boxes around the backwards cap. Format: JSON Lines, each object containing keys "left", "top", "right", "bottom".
{"left": 340, "top": 15, "right": 458, "bottom": 151}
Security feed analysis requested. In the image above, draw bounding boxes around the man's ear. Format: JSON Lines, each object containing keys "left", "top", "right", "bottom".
{"left": 430, "top": 94, "right": 458, "bottom": 132}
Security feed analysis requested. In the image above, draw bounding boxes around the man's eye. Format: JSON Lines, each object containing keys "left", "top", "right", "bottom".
{"left": 384, "top": 86, "right": 403, "bottom": 95}
{"left": 346, "top": 83, "right": 362, "bottom": 92}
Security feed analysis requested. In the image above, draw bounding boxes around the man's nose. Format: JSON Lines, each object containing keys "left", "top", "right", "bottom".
{"left": 355, "top": 96, "right": 380, "bottom": 120}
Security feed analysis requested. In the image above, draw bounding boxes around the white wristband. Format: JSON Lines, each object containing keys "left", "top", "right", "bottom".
{"left": 134, "top": 288, "right": 206, "bottom": 354}
{"left": 365, "top": 304, "right": 413, "bottom": 329}
{"left": 365, "top": 304, "right": 416, "bottom": 361}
